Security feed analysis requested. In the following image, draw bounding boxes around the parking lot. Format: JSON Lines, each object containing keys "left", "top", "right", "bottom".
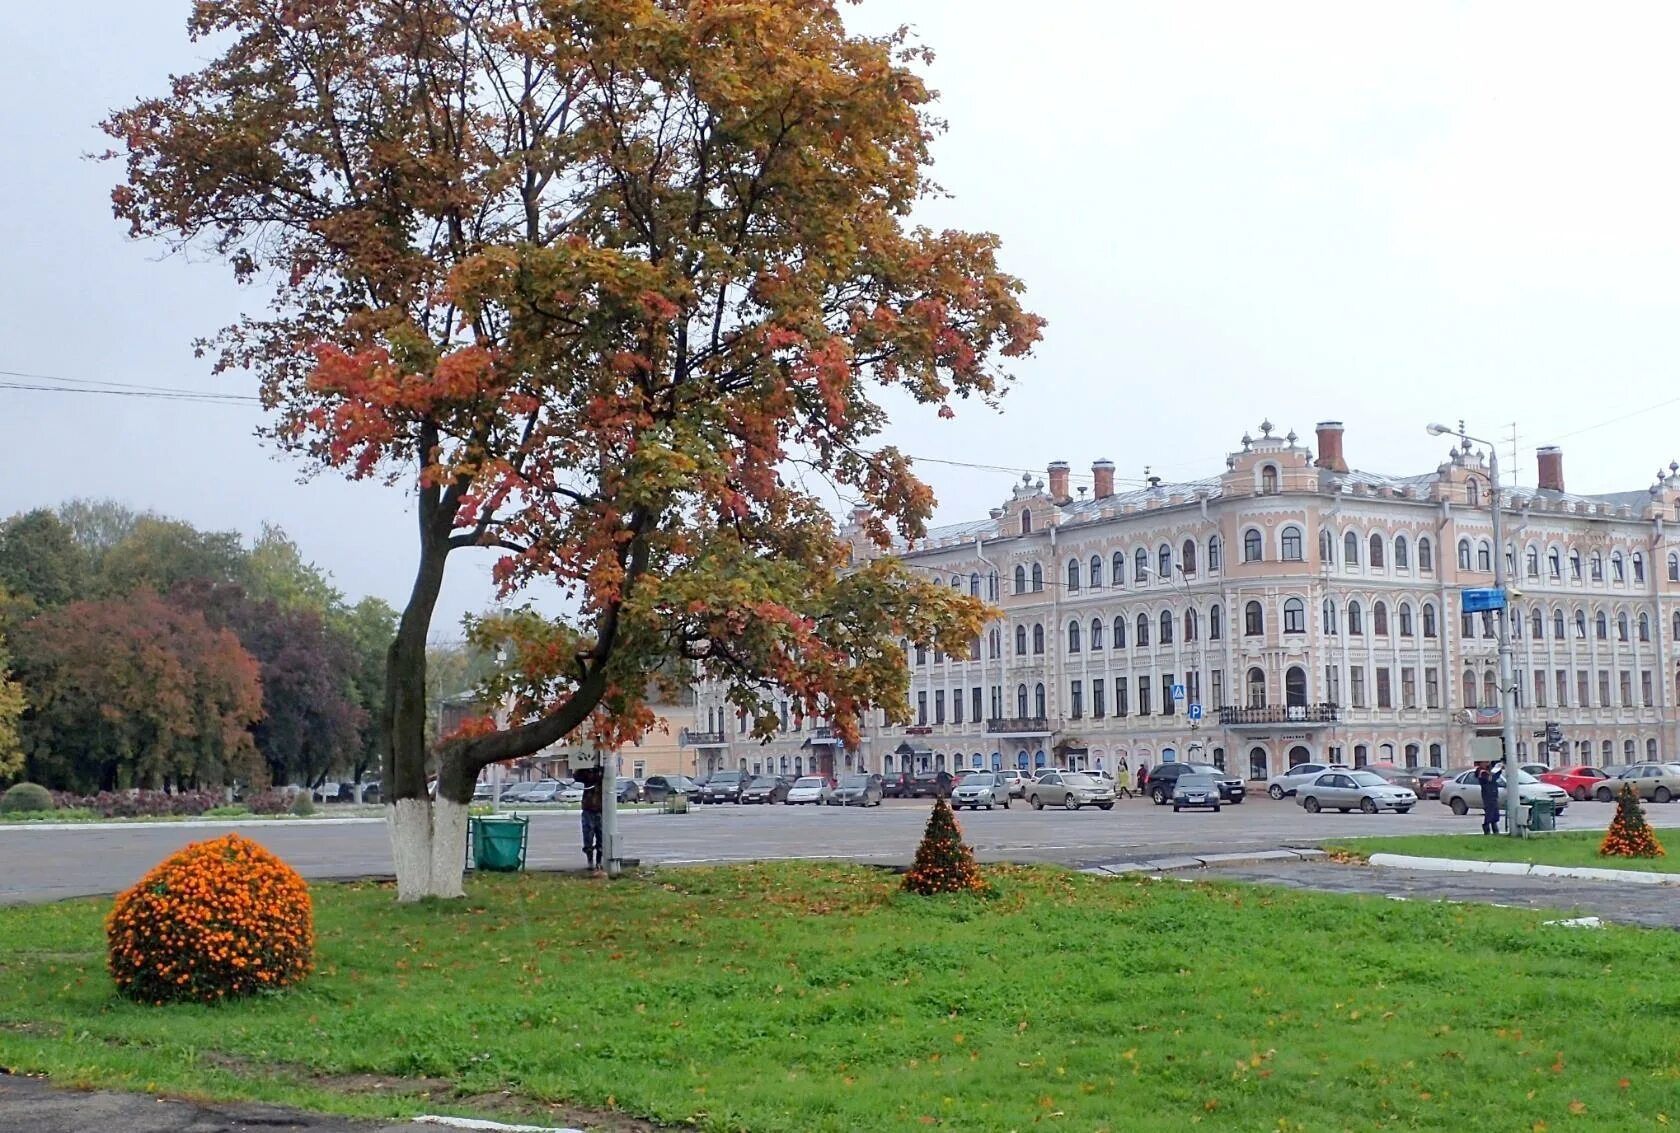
{"left": 5, "top": 792, "right": 1676, "bottom": 904}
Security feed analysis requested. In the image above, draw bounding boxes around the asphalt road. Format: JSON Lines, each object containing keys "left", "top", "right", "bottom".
{"left": 4, "top": 794, "right": 1674, "bottom": 904}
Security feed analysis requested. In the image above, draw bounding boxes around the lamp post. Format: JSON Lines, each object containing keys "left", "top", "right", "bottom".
{"left": 1427, "top": 422, "right": 1522, "bottom": 836}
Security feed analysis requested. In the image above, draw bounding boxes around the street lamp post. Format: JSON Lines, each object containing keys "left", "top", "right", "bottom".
{"left": 1428, "top": 422, "right": 1523, "bottom": 836}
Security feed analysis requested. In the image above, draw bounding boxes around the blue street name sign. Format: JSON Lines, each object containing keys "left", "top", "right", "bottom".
{"left": 1187, "top": 702, "right": 1203, "bottom": 721}
{"left": 1461, "top": 587, "right": 1507, "bottom": 613}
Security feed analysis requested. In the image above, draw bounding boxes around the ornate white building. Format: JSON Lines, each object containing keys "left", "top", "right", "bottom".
{"left": 687, "top": 422, "right": 1680, "bottom": 782}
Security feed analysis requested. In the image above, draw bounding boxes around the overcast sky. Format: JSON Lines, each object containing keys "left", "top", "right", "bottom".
{"left": 3, "top": 2, "right": 1676, "bottom": 634}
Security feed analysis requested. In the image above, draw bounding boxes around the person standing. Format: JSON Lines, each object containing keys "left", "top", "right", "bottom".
{"left": 1476, "top": 759, "right": 1504, "bottom": 835}
{"left": 1136, "top": 762, "right": 1149, "bottom": 797}
{"left": 1116, "top": 756, "right": 1134, "bottom": 799}
{"left": 577, "top": 765, "right": 605, "bottom": 871}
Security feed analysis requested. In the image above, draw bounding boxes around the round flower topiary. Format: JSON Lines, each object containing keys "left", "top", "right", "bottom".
{"left": 107, "top": 833, "right": 314, "bottom": 1005}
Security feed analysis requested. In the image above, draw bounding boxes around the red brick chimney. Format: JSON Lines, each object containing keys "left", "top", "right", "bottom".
{"left": 1537, "top": 446, "right": 1565, "bottom": 492}
{"left": 1092, "top": 459, "right": 1115, "bottom": 500}
{"left": 1315, "top": 421, "right": 1348, "bottom": 473}
{"left": 1047, "top": 461, "right": 1070, "bottom": 504}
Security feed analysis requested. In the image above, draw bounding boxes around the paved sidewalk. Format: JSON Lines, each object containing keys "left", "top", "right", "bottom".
{"left": 0, "top": 1073, "right": 410, "bottom": 1132}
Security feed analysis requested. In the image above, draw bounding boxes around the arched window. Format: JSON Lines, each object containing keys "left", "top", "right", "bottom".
{"left": 1477, "top": 541, "right": 1492, "bottom": 572}
{"left": 1243, "top": 529, "right": 1263, "bottom": 562}
{"left": 1369, "top": 534, "right": 1386, "bottom": 568}
{"left": 1553, "top": 608, "right": 1566, "bottom": 639}
{"left": 1244, "top": 600, "right": 1264, "bottom": 636}
{"left": 1032, "top": 624, "right": 1045, "bottom": 653}
{"left": 1209, "top": 604, "right": 1223, "bottom": 639}
{"left": 1112, "top": 551, "right": 1125, "bottom": 587}
{"left": 1569, "top": 550, "right": 1581, "bottom": 580}
{"left": 1112, "top": 616, "right": 1127, "bottom": 648}
{"left": 1549, "top": 548, "right": 1562, "bottom": 578}
{"left": 1178, "top": 608, "right": 1195, "bottom": 641}
{"left": 1525, "top": 546, "right": 1539, "bottom": 578}
{"left": 1633, "top": 552, "right": 1645, "bottom": 582}
{"left": 1067, "top": 559, "right": 1081, "bottom": 592}
{"left": 1595, "top": 611, "right": 1608, "bottom": 640}
{"left": 1670, "top": 552, "right": 1679, "bottom": 582}
{"left": 988, "top": 571, "right": 999, "bottom": 599}
{"left": 1089, "top": 555, "right": 1102, "bottom": 588}
{"left": 1422, "top": 602, "right": 1438, "bottom": 637}
{"left": 1612, "top": 553, "right": 1624, "bottom": 583}
{"left": 1462, "top": 669, "right": 1478, "bottom": 707}
{"left": 1034, "top": 683, "right": 1046, "bottom": 717}
{"left": 951, "top": 575, "right": 962, "bottom": 590}
{"left": 1246, "top": 667, "right": 1267, "bottom": 707}
{"left": 1283, "top": 597, "right": 1305, "bottom": 634}
{"left": 1575, "top": 609, "right": 1588, "bottom": 639}
{"left": 1135, "top": 547, "right": 1148, "bottom": 582}
{"left": 1591, "top": 553, "right": 1604, "bottom": 582}
{"left": 1207, "top": 536, "right": 1222, "bottom": 572}
{"left": 1136, "top": 613, "right": 1150, "bottom": 647}
{"left": 1639, "top": 612, "right": 1651, "bottom": 642}
{"left": 1020, "top": 509, "right": 1032, "bottom": 535}
{"left": 1090, "top": 618, "right": 1104, "bottom": 649}
{"left": 1319, "top": 529, "right": 1334, "bottom": 563}
{"left": 1344, "top": 530, "right": 1360, "bottom": 565}
{"left": 1181, "top": 539, "right": 1198, "bottom": 575}
{"left": 1281, "top": 526, "right": 1303, "bottom": 561}
{"left": 1015, "top": 625, "right": 1027, "bottom": 654}
{"left": 1398, "top": 602, "right": 1415, "bottom": 636}
{"left": 1617, "top": 611, "right": 1630, "bottom": 641}
{"left": 1457, "top": 539, "right": 1472, "bottom": 571}
{"left": 1158, "top": 543, "right": 1173, "bottom": 579}
{"left": 1160, "top": 609, "right": 1174, "bottom": 644}
{"left": 1017, "top": 684, "right": 1028, "bottom": 717}
{"left": 1373, "top": 601, "right": 1389, "bottom": 635}
{"left": 1467, "top": 479, "right": 1481, "bottom": 507}
{"left": 1323, "top": 599, "right": 1339, "bottom": 634}
{"left": 1482, "top": 670, "right": 1498, "bottom": 707}
{"left": 1394, "top": 534, "right": 1410, "bottom": 569}
{"left": 1418, "top": 537, "right": 1433, "bottom": 572}
{"left": 1014, "top": 565, "right": 1026, "bottom": 594}
{"left": 1530, "top": 608, "right": 1544, "bottom": 639}
{"left": 1031, "top": 563, "right": 1043, "bottom": 592}
{"left": 1285, "top": 666, "right": 1307, "bottom": 707}
{"left": 1067, "top": 620, "right": 1081, "bottom": 652}
{"left": 1348, "top": 600, "right": 1364, "bottom": 635}
{"left": 969, "top": 572, "right": 980, "bottom": 596}
{"left": 1261, "top": 465, "right": 1279, "bottom": 494}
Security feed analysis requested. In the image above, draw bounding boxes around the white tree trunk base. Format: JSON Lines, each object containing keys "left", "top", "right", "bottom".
{"left": 389, "top": 798, "right": 468, "bottom": 901}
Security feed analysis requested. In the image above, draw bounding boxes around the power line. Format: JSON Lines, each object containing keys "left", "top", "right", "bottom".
{"left": 0, "top": 381, "right": 260, "bottom": 406}
{"left": 0, "top": 367, "right": 260, "bottom": 402}
{"left": 1541, "top": 394, "right": 1680, "bottom": 445}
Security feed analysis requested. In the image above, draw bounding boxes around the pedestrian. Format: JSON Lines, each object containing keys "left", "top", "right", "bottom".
{"left": 1116, "top": 756, "right": 1133, "bottom": 799}
{"left": 576, "top": 764, "right": 605, "bottom": 871}
{"left": 1476, "top": 759, "right": 1504, "bottom": 835}
{"left": 1136, "top": 762, "right": 1149, "bottom": 797}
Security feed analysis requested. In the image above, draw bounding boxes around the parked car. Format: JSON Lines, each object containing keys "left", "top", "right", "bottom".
{"left": 504, "top": 779, "right": 554, "bottom": 803}
{"left": 557, "top": 783, "right": 585, "bottom": 804}
{"left": 785, "top": 776, "right": 832, "bottom": 805}
{"left": 881, "top": 773, "right": 913, "bottom": 799}
{"left": 642, "top": 775, "right": 701, "bottom": 803}
{"left": 1265, "top": 763, "right": 1348, "bottom": 800}
{"left": 1297, "top": 769, "right": 1418, "bottom": 814}
{"left": 524, "top": 780, "right": 564, "bottom": 803}
{"left": 1589, "top": 763, "right": 1680, "bottom": 803}
{"left": 909, "top": 770, "right": 955, "bottom": 799}
{"left": 1438, "top": 768, "right": 1568, "bottom": 816}
{"left": 1027, "top": 771, "right": 1115, "bottom": 811}
{"left": 1538, "top": 765, "right": 1610, "bottom": 801}
{"left": 1171, "top": 772, "right": 1223, "bottom": 813}
{"left": 1147, "top": 763, "right": 1244, "bottom": 806}
{"left": 614, "top": 777, "right": 641, "bottom": 804}
{"left": 1414, "top": 767, "right": 1450, "bottom": 799}
{"left": 700, "top": 769, "right": 747, "bottom": 804}
{"left": 1518, "top": 763, "right": 1552, "bottom": 778}
{"left": 741, "top": 776, "right": 790, "bottom": 804}
{"left": 951, "top": 771, "right": 1012, "bottom": 811}
{"left": 1365, "top": 764, "right": 1424, "bottom": 794}
{"left": 997, "top": 768, "right": 1030, "bottom": 798}
{"left": 831, "top": 774, "right": 884, "bottom": 807}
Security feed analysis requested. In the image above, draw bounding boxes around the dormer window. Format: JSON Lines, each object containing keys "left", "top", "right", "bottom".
{"left": 1260, "top": 465, "right": 1279, "bottom": 494}
{"left": 1020, "top": 508, "right": 1033, "bottom": 535}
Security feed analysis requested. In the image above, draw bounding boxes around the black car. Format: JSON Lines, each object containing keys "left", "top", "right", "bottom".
{"left": 908, "top": 770, "right": 955, "bottom": 799}
{"left": 882, "top": 773, "right": 914, "bottom": 799}
{"left": 699, "top": 769, "right": 747, "bottom": 804}
{"left": 642, "top": 775, "right": 701, "bottom": 803}
{"left": 1147, "top": 763, "right": 1245, "bottom": 806}
{"left": 741, "top": 776, "right": 789, "bottom": 804}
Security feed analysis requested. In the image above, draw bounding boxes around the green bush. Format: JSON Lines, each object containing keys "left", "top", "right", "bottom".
{"left": 288, "top": 792, "right": 316, "bottom": 817}
{"left": 203, "top": 804, "right": 251, "bottom": 818}
{"left": 0, "top": 783, "right": 55, "bottom": 814}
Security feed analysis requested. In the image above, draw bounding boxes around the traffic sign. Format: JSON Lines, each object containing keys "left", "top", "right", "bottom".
{"left": 1187, "top": 702, "right": 1203, "bottom": 722}
{"left": 1461, "top": 587, "right": 1507, "bottom": 613}
{"left": 1171, "top": 683, "right": 1186, "bottom": 701}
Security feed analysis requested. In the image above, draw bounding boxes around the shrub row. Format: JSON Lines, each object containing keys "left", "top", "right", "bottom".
{"left": 45, "top": 789, "right": 227, "bottom": 818}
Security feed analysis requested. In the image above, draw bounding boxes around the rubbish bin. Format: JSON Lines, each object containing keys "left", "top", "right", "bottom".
{"left": 663, "top": 793, "right": 690, "bottom": 814}
{"left": 1528, "top": 798, "right": 1557, "bottom": 833}
{"left": 470, "top": 815, "right": 529, "bottom": 871}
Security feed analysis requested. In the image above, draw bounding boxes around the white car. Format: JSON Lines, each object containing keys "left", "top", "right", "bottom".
{"left": 557, "top": 783, "right": 584, "bottom": 804}
{"left": 1438, "top": 769, "right": 1568, "bottom": 816}
{"left": 1296, "top": 770, "right": 1417, "bottom": 814}
{"left": 951, "top": 771, "right": 1011, "bottom": 811}
{"left": 1265, "top": 763, "right": 1350, "bottom": 799}
{"left": 784, "top": 776, "right": 831, "bottom": 805}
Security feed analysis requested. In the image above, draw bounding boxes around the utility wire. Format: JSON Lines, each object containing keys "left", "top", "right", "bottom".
{"left": 0, "top": 367, "right": 260, "bottom": 403}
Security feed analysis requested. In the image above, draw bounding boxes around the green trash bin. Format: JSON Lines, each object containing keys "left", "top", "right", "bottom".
{"left": 471, "top": 815, "right": 529, "bottom": 872}
{"left": 1528, "top": 798, "right": 1557, "bottom": 833}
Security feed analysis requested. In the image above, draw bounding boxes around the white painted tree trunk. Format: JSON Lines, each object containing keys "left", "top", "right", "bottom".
{"left": 389, "top": 797, "right": 468, "bottom": 901}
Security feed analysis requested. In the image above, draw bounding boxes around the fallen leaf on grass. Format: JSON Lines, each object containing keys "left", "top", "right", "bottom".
{"left": 1568, "top": 1101, "right": 1586, "bottom": 1115}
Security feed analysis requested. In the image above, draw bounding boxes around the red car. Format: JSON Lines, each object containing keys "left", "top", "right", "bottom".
{"left": 1539, "top": 765, "right": 1611, "bottom": 801}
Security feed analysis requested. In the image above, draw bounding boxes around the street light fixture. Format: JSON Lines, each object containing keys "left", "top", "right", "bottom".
{"left": 1426, "top": 421, "right": 1522, "bottom": 836}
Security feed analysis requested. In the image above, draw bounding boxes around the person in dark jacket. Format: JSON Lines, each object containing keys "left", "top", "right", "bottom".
{"left": 576, "top": 766, "right": 605, "bottom": 870}
{"left": 1476, "top": 759, "right": 1504, "bottom": 835}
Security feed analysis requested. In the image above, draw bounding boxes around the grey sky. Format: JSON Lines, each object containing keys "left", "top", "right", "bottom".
{"left": 3, "top": 2, "right": 1676, "bottom": 634}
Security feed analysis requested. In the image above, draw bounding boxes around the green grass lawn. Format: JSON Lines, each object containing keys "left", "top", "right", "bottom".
{"left": 2, "top": 863, "right": 1678, "bottom": 1132}
{"left": 1327, "top": 830, "right": 1680, "bottom": 874}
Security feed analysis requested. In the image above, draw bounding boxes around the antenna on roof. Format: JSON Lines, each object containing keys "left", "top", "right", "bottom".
{"left": 1505, "top": 422, "right": 1521, "bottom": 488}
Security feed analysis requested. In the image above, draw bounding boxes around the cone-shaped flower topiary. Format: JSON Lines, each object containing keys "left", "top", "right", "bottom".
{"left": 903, "top": 797, "right": 988, "bottom": 895}
{"left": 1600, "top": 783, "right": 1665, "bottom": 859}
{"left": 108, "top": 833, "right": 314, "bottom": 1004}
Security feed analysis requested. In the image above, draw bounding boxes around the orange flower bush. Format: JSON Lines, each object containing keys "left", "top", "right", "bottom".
{"left": 107, "top": 833, "right": 314, "bottom": 1005}
{"left": 903, "top": 798, "right": 989, "bottom": 896}
{"left": 1600, "top": 784, "right": 1665, "bottom": 859}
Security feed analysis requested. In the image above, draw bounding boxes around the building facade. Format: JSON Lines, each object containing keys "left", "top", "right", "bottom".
{"left": 688, "top": 421, "right": 1680, "bottom": 781}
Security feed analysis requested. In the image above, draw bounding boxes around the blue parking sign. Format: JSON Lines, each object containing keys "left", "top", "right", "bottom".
{"left": 1187, "top": 702, "right": 1203, "bottom": 721}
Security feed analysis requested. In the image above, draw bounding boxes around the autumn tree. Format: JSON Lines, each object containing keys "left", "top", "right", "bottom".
{"left": 97, "top": 517, "right": 248, "bottom": 597}
{"left": 0, "top": 510, "right": 88, "bottom": 610}
{"left": 107, "top": 0, "right": 1043, "bottom": 899}
{"left": 56, "top": 498, "right": 147, "bottom": 566}
{"left": 0, "top": 590, "right": 25, "bottom": 783}
{"left": 11, "top": 591, "right": 263, "bottom": 792}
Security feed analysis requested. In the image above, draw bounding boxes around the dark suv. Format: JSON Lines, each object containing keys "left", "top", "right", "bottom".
{"left": 699, "top": 770, "right": 747, "bottom": 804}
{"left": 1147, "top": 763, "right": 1245, "bottom": 806}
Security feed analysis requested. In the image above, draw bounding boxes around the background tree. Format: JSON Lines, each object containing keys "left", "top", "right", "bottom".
{"left": 11, "top": 591, "right": 263, "bottom": 792}
{"left": 0, "top": 590, "right": 25, "bottom": 782}
{"left": 0, "top": 510, "right": 87, "bottom": 610}
{"left": 107, "top": 0, "right": 1042, "bottom": 899}
{"left": 245, "top": 524, "right": 345, "bottom": 615}
{"left": 341, "top": 597, "right": 400, "bottom": 791}
{"left": 98, "top": 517, "right": 247, "bottom": 597}
{"left": 55, "top": 498, "right": 146, "bottom": 567}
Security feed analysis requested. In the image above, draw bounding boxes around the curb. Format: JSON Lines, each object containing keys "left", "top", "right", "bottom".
{"left": 1367, "top": 852, "right": 1678, "bottom": 886}
{"left": 1080, "top": 847, "right": 1326, "bottom": 877}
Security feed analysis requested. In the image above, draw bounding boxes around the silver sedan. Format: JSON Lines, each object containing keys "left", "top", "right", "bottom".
{"left": 1296, "top": 770, "right": 1418, "bottom": 814}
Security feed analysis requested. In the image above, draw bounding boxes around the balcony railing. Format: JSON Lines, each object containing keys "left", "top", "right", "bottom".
{"left": 679, "top": 729, "right": 726, "bottom": 747}
{"left": 986, "top": 716, "right": 1053, "bottom": 735}
{"left": 1218, "top": 703, "right": 1340, "bottom": 727}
